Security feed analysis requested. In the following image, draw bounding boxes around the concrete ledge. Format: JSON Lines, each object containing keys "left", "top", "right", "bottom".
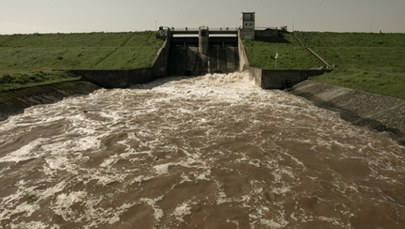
{"left": 70, "top": 68, "right": 155, "bottom": 88}
{"left": 289, "top": 80, "right": 405, "bottom": 146}
{"left": 0, "top": 80, "right": 99, "bottom": 121}
{"left": 248, "top": 67, "right": 330, "bottom": 89}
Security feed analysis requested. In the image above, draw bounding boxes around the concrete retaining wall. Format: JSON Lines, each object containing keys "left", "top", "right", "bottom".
{"left": 71, "top": 39, "right": 171, "bottom": 88}
{"left": 70, "top": 68, "right": 154, "bottom": 88}
{"left": 152, "top": 39, "right": 171, "bottom": 77}
{"left": 0, "top": 80, "right": 99, "bottom": 121}
{"left": 246, "top": 67, "right": 262, "bottom": 85}
{"left": 289, "top": 80, "right": 405, "bottom": 145}
{"left": 248, "top": 68, "right": 330, "bottom": 89}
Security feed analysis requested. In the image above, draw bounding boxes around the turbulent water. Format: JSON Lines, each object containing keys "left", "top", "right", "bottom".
{"left": 0, "top": 73, "right": 404, "bottom": 228}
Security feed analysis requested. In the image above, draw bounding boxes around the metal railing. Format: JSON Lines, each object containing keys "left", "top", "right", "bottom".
{"left": 170, "top": 27, "right": 239, "bottom": 31}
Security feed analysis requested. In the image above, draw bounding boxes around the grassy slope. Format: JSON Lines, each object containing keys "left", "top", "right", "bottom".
{"left": 243, "top": 33, "right": 320, "bottom": 69}
{"left": 0, "top": 32, "right": 162, "bottom": 91}
{"left": 295, "top": 32, "right": 405, "bottom": 100}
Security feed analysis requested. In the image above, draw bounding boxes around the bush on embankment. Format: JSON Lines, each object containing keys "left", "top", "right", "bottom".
{"left": 0, "top": 32, "right": 163, "bottom": 92}
{"left": 295, "top": 32, "right": 405, "bottom": 100}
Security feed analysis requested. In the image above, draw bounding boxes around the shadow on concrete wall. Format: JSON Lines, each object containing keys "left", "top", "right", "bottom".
{"left": 167, "top": 38, "right": 240, "bottom": 76}
{"left": 247, "top": 67, "right": 331, "bottom": 89}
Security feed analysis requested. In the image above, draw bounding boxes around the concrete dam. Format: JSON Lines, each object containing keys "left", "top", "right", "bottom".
{"left": 73, "top": 25, "right": 329, "bottom": 90}
{"left": 72, "top": 27, "right": 244, "bottom": 88}
{"left": 1, "top": 12, "right": 404, "bottom": 228}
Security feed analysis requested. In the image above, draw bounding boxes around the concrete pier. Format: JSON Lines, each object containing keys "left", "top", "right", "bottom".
{"left": 198, "top": 26, "right": 209, "bottom": 58}
{"left": 199, "top": 26, "right": 209, "bottom": 72}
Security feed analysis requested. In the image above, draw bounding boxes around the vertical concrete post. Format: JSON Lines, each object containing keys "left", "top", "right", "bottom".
{"left": 199, "top": 26, "right": 209, "bottom": 72}
{"left": 199, "top": 26, "right": 209, "bottom": 56}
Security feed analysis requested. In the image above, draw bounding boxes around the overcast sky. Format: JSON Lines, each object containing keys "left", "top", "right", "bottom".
{"left": 1, "top": 0, "right": 404, "bottom": 34}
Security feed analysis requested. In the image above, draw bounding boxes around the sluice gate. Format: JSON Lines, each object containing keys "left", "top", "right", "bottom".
{"left": 166, "top": 27, "right": 240, "bottom": 76}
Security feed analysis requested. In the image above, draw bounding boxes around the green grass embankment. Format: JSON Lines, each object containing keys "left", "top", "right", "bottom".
{"left": 243, "top": 33, "right": 320, "bottom": 69}
{"left": 295, "top": 32, "right": 405, "bottom": 100}
{"left": 0, "top": 32, "right": 163, "bottom": 91}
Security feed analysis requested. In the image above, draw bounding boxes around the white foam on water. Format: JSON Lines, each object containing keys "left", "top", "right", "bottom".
{"left": 249, "top": 205, "right": 290, "bottom": 229}
{"left": 140, "top": 196, "right": 164, "bottom": 222}
{"left": 259, "top": 219, "right": 283, "bottom": 229}
{"left": 0, "top": 138, "right": 45, "bottom": 163}
{"left": 196, "top": 169, "right": 211, "bottom": 181}
{"left": 82, "top": 168, "right": 129, "bottom": 186}
{"left": 1, "top": 72, "right": 405, "bottom": 228}
{"left": 0, "top": 195, "right": 42, "bottom": 225}
{"left": 100, "top": 155, "right": 119, "bottom": 168}
{"left": 179, "top": 173, "right": 193, "bottom": 184}
{"left": 9, "top": 221, "right": 51, "bottom": 229}
{"left": 173, "top": 202, "right": 192, "bottom": 222}
{"left": 271, "top": 168, "right": 295, "bottom": 183}
{"left": 153, "top": 163, "right": 170, "bottom": 175}
{"left": 248, "top": 159, "right": 261, "bottom": 168}
{"left": 216, "top": 191, "right": 228, "bottom": 205}
{"left": 52, "top": 191, "right": 88, "bottom": 222}
{"left": 45, "top": 156, "right": 68, "bottom": 171}
{"left": 131, "top": 175, "right": 154, "bottom": 184}
{"left": 14, "top": 202, "right": 39, "bottom": 217}
{"left": 38, "top": 180, "right": 68, "bottom": 199}
{"left": 71, "top": 136, "right": 100, "bottom": 152}
{"left": 226, "top": 219, "right": 240, "bottom": 228}
{"left": 317, "top": 216, "right": 344, "bottom": 226}
{"left": 271, "top": 186, "right": 291, "bottom": 195}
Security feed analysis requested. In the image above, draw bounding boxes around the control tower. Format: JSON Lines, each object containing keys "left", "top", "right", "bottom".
{"left": 240, "top": 12, "right": 255, "bottom": 40}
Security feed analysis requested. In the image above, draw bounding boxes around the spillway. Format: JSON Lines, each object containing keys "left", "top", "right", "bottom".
{"left": 0, "top": 73, "right": 404, "bottom": 228}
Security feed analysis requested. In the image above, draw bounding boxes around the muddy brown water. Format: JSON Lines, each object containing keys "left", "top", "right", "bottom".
{"left": 0, "top": 73, "right": 404, "bottom": 228}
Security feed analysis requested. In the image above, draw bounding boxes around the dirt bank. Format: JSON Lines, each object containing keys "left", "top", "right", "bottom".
{"left": 0, "top": 80, "right": 99, "bottom": 121}
{"left": 289, "top": 80, "right": 405, "bottom": 146}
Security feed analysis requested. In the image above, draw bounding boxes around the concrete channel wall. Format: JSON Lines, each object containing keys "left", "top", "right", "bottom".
{"left": 289, "top": 80, "right": 405, "bottom": 145}
{"left": 71, "top": 39, "right": 171, "bottom": 88}
{"left": 248, "top": 68, "right": 331, "bottom": 89}
{"left": 0, "top": 80, "right": 99, "bottom": 121}
{"left": 70, "top": 68, "right": 154, "bottom": 88}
